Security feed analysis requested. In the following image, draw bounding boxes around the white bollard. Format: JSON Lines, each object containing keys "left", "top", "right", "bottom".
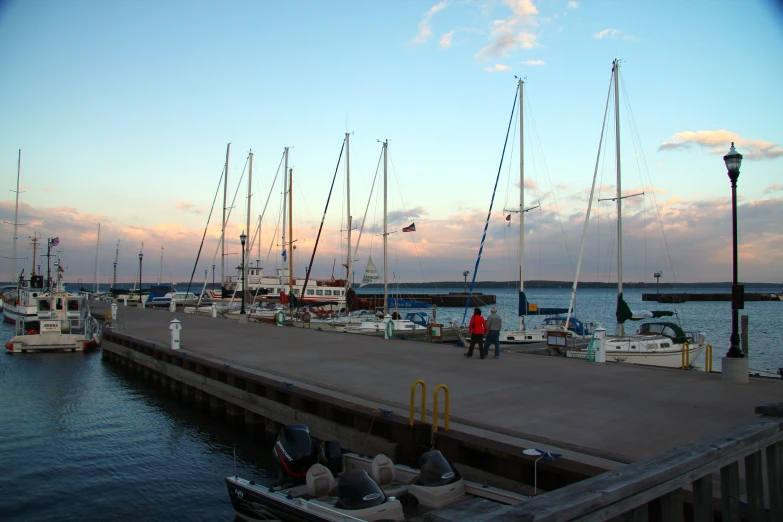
{"left": 169, "top": 300, "right": 176, "bottom": 312}
{"left": 111, "top": 302, "right": 118, "bottom": 321}
{"left": 169, "top": 319, "right": 182, "bottom": 350}
{"left": 123, "top": 298, "right": 127, "bottom": 307}
{"left": 593, "top": 327, "right": 607, "bottom": 363}
{"left": 211, "top": 303, "right": 217, "bottom": 318}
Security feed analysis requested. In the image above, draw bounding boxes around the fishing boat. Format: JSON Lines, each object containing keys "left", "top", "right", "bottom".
{"left": 564, "top": 60, "right": 706, "bottom": 368}
{"left": 5, "top": 286, "right": 100, "bottom": 353}
{"left": 225, "top": 424, "right": 526, "bottom": 522}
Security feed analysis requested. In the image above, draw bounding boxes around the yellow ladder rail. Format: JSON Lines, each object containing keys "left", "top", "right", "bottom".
{"left": 432, "top": 384, "right": 450, "bottom": 433}
{"left": 681, "top": 342, "right": 690, "bottom": 369}
{"left": 409, "top": 380, "right": 426, "bottom": 426}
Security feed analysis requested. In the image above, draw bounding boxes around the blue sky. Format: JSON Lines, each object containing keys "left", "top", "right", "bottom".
{"left": 1, "top": 0, "right": 782, "bottom": 285}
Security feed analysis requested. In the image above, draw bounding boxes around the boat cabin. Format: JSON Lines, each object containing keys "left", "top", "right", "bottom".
{"left": 637, "top": 322, "right": 690, "bottom": 344}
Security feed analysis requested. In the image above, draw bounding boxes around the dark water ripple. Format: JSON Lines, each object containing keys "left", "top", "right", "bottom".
{"left": 0, "top": 322, "right": 276, "bottom": 522}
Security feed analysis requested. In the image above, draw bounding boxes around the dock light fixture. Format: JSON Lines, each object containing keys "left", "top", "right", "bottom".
{"left": 654, "top": 271, "right": 662, "bottom": 294}
{"left": 240, "top": 232, "right": 247, "bottom": 315}
{"left": 724, "top": 143, "right": 744, "bottom": 359}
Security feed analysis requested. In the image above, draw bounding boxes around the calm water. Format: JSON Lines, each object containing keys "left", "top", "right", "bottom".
{"left": 0, "top": 319, "right": 276, "bottom": 521}
{"left": 362, "top": 285, "right": 783, "bottom": 376}
{"left": 1, "top": 285, "right": 780, "bottom": 521}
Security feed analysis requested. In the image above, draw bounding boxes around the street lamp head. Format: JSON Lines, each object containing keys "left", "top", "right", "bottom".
{"left": 139, "top": 252, "right": 143, "bottom": 260}
{"left": 240, "top": 232, "right": 247, "bottom": 246}
{"left": 723, "top": 142, "right": 743, "bottom": 181}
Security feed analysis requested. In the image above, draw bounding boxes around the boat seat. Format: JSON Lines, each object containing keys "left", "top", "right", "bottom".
{"left": 306, "top": 464, "right": 337, "bottom": 499}
{"left": 371, "top": 454, "right": 410, "bottom": 498}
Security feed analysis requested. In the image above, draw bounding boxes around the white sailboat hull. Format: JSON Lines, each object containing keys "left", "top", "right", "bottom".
{"left": 567, "top": 341, "right": 706, "bottom": 369}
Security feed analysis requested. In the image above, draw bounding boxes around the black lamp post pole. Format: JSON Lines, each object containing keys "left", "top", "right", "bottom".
{"left": 139, "top": 252, "right": 143, "bottom": 302}
{"left": 212, "top": 264, "right": 215, "bottom": 290}
{"left": 724, "top": 142, "right": 744, "bottom": 358}
{"left": 240, "top": 233, "right": 247, "bottom": 315}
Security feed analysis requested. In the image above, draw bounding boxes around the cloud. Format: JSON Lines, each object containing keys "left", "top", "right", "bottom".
{"left": 567, "top": 1, "right": 579, "bottom": 8}
{"left": 173, "top": 199, "right": 204, "bottom": 214}
{"left": 386, "top": 207, "right": 427, "bottom": 224}
{"left": 439, "top": 30, "right": 455, "bottom": 48}
{"left": 522, "top": 59, "right": 545, "bottom": 66}
{"left": 593, "top": 28, "right": 622, "bottom": 39}
{"left": 475, "top": 0, "right": 539, "bottom": 61}
{"left": 764, "top": 183, "right": 783, "bottom": 194}
{"left": 484, "top": 63, "right": 511, "bottom": 72}
{"left": 658, "top": 130, "right": 783, "bottom": 160}
{"left": 412, "top": 1, "right": 448, "bottom": 45}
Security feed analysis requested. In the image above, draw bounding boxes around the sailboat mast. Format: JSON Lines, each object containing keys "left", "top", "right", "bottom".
{"left": 246, "top": 151, "right": 253, "bottom": 293}
{"left": 158, "top": 246, "right": 164, "bottom": 284}
{"left": 283, "top": 147, "right": 289, "bottom": 273}
{"left": 288, "top": 168, "right": 294, "bottom": 300}
{"left": 345, "top": 133, "right": 352, "bottom": 288}
{"left": 93, "top": 223, "right": 101, "bottom": 292}
{"left": 613, "top": 59, "right": 624, "bottom": 336}
{"left": 12, "top": 149, "right": 21, "bottom": 282}
{"left": 222, "top": 143, "right": 230, "bottom": 288}
{"left": 383, "top": 140, "right": 388, "bottom": 316}
{"left": 518, "top": 79, "right": 525, "bottom": 330}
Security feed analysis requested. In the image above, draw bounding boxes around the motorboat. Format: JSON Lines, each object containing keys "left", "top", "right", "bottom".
{"left": 225, "top": 424, "right": 527, "bottom": 522}
{"left": 2, "top": 274, "right": 46, "bottom": 328}
{"left": 5, "top": 288, "right": 101, "bottom": 353}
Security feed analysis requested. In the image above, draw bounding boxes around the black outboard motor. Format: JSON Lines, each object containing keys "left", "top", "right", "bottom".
{"left": 418, "top": 450, "right": 457, "bottom": 487}
{"left": 318, "top": 440, "right": 342, "bottom": 475}
{"left": 335, "top": 471, "right": 386, "bottom": 510}
{"left": 273, "top": 425, "right": 314, "bottom": 482}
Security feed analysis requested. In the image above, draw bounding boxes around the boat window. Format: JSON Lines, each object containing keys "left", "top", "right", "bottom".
{"left": 306, "top": 289, "right": 314, "bottom": 296}
{"left": 39, "top": 300, "right": 51, "bottom": 311}
{"left": 662, "top": 326, "right": 677, "bottom": 338}
{"left": 631, "top": 345, "right": 636, "bottom": 349}
{"left": 316, "top": 290, "right": 323, "bottom": 296}
{"left": 324, "top": 290, "right": 332, "bottom": 296}
{"left": 662, "top": 343, "right": 670, "bottom": 348}
{"left": 56, "top": 298, "right": 64, "bottom": 310}
{"left": 293, "top": 289, "right": 300, "bottom": 295}
{"left": 67, "top": 299, "right": 80, "bottom": 311}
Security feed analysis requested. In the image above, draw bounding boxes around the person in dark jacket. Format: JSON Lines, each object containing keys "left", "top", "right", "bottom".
{"left": 484, "top": 306, "right": 502, "bottom": 358}
{"left": 465, "top": 307, "right": 487, "bottom": 359}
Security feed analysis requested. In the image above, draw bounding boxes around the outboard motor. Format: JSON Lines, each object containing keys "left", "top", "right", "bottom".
{"left": 318, "top": 440, "right": 342, "bottom": 475}
{"left": 418, "top": 450, "right": 457, "bottom": 487}
{"left": 335, "top": 471, "right": 385, "bottom": 510}
{"left": 273, "top": 424, "right": 314, "bottom": 482}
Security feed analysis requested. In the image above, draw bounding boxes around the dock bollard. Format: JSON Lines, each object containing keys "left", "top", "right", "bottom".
{"left": 593, "top": 327, "right": 606, "bottom": 363}
{"left": 111, "top": 302, "right": 118, "bottom": 322}
{"left": 169, "top": 300, "right": 176, "bottom": 312}
{"left": 123, "top": 298, "right": 127, "bottom": 307}
{"left": 169, "top": 319, "right": 182, "bottom": 350}
{"left": 211, "top": 303, "right": 217, "bottom": 318}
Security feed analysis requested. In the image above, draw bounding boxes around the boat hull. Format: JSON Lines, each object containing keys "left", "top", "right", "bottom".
{"left": 567, "top": 343, "right": 706, "bottom": 368}
{"left": 5, "top": 334, "right": 99, "bottom": 353}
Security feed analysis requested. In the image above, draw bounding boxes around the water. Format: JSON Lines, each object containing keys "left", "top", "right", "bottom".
{"left": 360, "top": 285, "right": 783, "bottom": 376}
{"left": 0, "top": 319, "right": 276, "bottom": 521}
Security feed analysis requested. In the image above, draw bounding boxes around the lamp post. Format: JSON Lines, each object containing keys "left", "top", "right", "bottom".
{"left": 212, "top": 264, "right": 215, "bottom": 290}
{"left": 724, "top": 142, "right": 745, "bottom": 359}
{"left": 138, "top": 251, "right": 143, "bottom": 302}
{"left": 462, "top": 270, "right": 469, "bottom": 293}
{"left": 654, "top": 271, "right": 662, "bottom": 294}
{"left": 240, "top": 232, "right": 247, "bottom": 315}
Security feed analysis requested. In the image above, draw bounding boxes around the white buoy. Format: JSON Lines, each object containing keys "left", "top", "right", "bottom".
{"left": 169, "top": 319, "right": 182, "bottom": 350}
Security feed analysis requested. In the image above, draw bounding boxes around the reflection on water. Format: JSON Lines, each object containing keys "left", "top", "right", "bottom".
{"left": 0, "top": 321, "right": 276, "bottom": 521}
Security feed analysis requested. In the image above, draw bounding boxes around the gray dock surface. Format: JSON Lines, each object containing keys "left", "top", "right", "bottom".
{"left": 97, "top": 303, "right": 783, "bottom": 467}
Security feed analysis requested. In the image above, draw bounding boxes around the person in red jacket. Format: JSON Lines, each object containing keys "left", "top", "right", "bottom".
{"left": 465, "top": 307, "right": 488, "bottom": 359}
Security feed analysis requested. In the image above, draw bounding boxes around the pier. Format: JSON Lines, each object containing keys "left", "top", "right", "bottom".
{"left": 355, "top": 291, "right": 497, "bottom": 308}
{"left": 642, "top": 292, "right": 780, "bottom": 303}
{"left": 95, "top": 303, "right": 783, "bottom": 518}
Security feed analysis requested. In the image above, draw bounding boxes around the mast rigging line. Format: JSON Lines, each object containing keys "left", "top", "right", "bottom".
{"left": 298, "top": 139, "right": 345, "bottom": 308}
{"left": 461, "top": 85, "right": 519, "bottom": 325}
{"left": 186, "top": 165, "right": 225, "bottom": 299}
{"left": 352, "top": 148, "right": 384, "bottom": 262}
{"left": 249, "top": 150, "right": 286, "bottom": 266}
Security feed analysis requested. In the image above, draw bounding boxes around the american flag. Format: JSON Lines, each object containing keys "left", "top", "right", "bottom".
{"left": 402, "top": 223, "right": 416, "bottom": 232}
{"left": 50, "top": 237, "right": 60, "bottom": 247}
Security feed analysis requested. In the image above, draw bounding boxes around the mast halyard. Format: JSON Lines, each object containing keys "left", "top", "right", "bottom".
{"left": 383, "top": 140, "right": 388, "bottom": 317}
{"left": 222, "top": 143, "right": 230, "bottom": 289}
{"left": 288, "top": 168, "right": 294, "bottom": 304}
{"left": 518, "top": 79, "right": 525, "bottom": 331}
{"left": 282, "top": 147, "right": 289, "bottom": 275}
{"left": 613, "top": 59, "right": 624, "bottom": 337}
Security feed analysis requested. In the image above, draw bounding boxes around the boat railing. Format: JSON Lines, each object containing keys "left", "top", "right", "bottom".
{"left": 484, "top": 404, "right": 783, "bottom": 522}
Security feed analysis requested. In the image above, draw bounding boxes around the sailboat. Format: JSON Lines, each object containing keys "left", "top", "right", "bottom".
{"left": 498, "top": 79, "right": 596, "bottom": 345}
{"left": 566, "top": 60, "right": 706, "bottom": 368}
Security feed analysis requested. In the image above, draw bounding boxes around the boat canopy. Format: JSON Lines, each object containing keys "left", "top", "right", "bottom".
{"left": 637, "top": 322, "right": 689, "bottom": 344}
{"left": 541, "top": 316, "right": 591, "bottom": 336}
{"left": 519, "top": 292, "right": 569, "bottom": 316}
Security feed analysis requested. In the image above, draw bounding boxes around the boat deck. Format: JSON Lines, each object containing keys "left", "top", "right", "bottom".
{"left": 93, "top": 302, "right": 782, "bottom": 469}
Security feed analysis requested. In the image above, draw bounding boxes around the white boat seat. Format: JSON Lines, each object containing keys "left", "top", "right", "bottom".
{"left": 371, "top": 454, "right": 410, "bottom": 498}
{"left": 306, "top": 464, "right": 337, "bottom": 499}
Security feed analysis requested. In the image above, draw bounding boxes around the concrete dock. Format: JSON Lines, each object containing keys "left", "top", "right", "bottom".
{"left": 95, "top": 303, "right": 781, "bottom": 467}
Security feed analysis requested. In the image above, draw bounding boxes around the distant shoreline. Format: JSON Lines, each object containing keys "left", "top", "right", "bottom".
{"left": 356, "top": 280, "right": 780, "bottom": 289}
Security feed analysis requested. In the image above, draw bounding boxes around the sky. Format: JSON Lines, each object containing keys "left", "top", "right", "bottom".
{"left": 1, "top": 0, "right": 782, "bottom": 287}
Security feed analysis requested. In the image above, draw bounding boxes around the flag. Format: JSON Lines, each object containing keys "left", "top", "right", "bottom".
{"left": 505, "top": 214, "right": 511, "bottom": 227}
{"left": 282, "top": 249, "right": 287, "bottom": 262}
{"left": 402, "top": 223, "right": 416, "bottom": 232}
{"left": 50, "top": 237, "right": 60, "bottom": 247}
